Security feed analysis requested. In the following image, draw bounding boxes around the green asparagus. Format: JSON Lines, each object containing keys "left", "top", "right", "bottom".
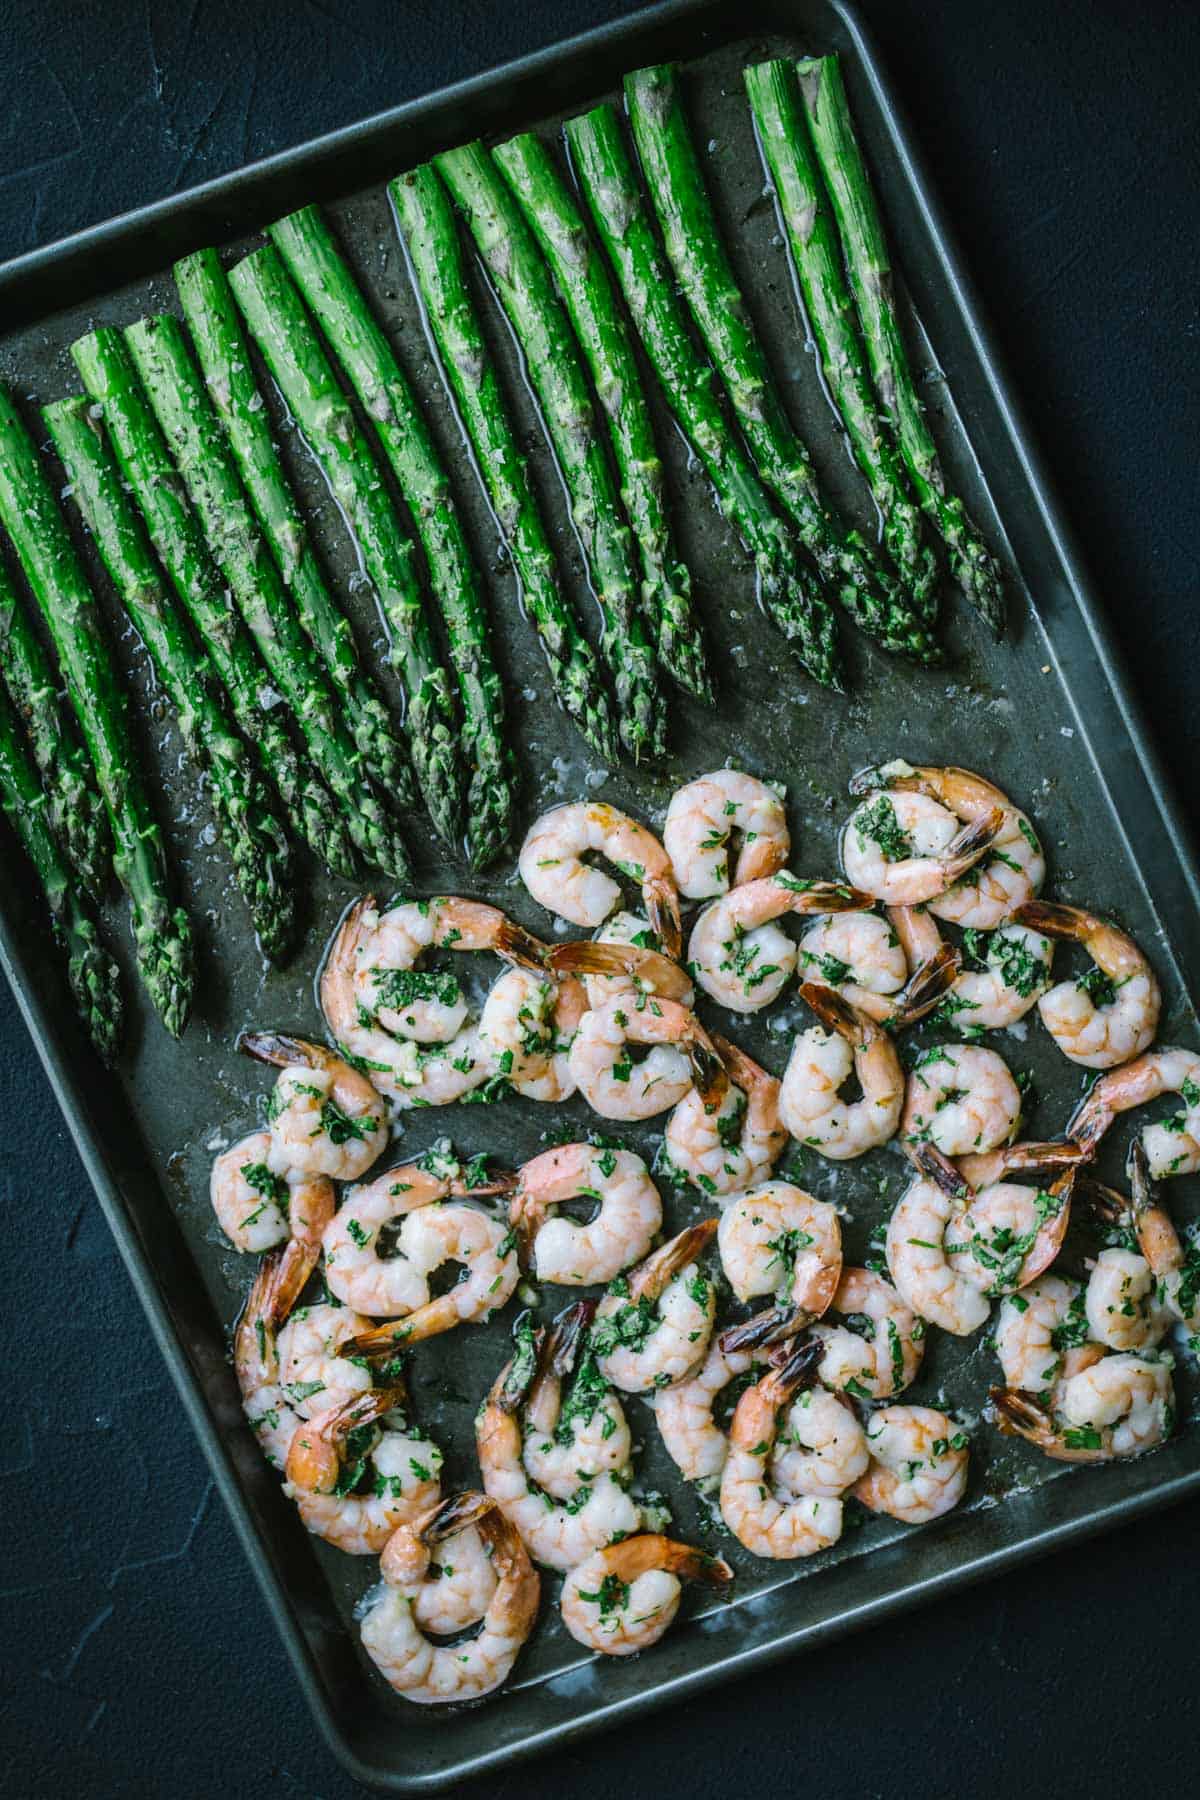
{"left": 564, "top": 103, "right": 841, "bottom": 685}
{"left": 492, "top": 131, "right": 714, "bottom": 705}
{"left": 796, "top": 54, "right": 1005, "bottom": 635}
{"left": 268, "top": 207, "right": 515, "bottom": 868}
{"left": 45, "top": 395, "right": 297, "bottom": 963}
{"left": 435, "top": 140, "right": 666, "bottom": 762}
{"left": 625, "top": 63, "right": 940, "bottom": 666}
{"left": 0, "top": 551, "right": 111, "bottom": 897}
{"left": 228, "top": 245, "right": 463, "bottom": 851}
{"left": 745, "top": 59, "right": 938, "bottom": 620}
{"left": 123, "top": 313, "right": 410, "bottom": 882}
{"left": 0, "top": 383, "right": 192, "bottom": 1037}
{"left": 71, "top": 326, "right": 360, "bottom": 882}
{"left": 0, "top": 677, "right": 122, "bottom": 1061}
{"left": 390, "top": 162, "right": 618, "bottom": 765}
{"left": 173, "top": 247, "right": 414, "bottom": 805}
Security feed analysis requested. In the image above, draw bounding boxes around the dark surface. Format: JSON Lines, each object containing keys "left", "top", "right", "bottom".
{"left": 2, "top": 1, "right": 1197, "bottom": 1795}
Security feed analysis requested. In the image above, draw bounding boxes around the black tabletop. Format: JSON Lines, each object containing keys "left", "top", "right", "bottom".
{"left": 4, "top": 2, "right": 1197, "bottom": 1795}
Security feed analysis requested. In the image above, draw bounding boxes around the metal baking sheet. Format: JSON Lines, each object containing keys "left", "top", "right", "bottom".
{"left": 1, "top": 0, "right": 1197, "bottom": 1789}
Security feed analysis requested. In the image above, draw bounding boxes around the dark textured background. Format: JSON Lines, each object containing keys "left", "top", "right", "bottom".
{"left": 2, "top": 1, "right": 1197, "bottom": 1795}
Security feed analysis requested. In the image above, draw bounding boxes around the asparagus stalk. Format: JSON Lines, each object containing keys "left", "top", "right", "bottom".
{"left": 0, "top": 552, "right": 111, "bottom": 898}
{"left": 390, "top": 163, "right": 618, "bottom": 765}
{"left": 228, "top": 245, "right": 463, "bottom": 851}
{"left": 122, "top": 313, "right": 410, "bottom": 882}
{"left": 492, "top": 131, "right": 714, "bottom": 705}
{"left": 71, "top": 326, "right": 360, "bottom": 882}
{"left": 564, "top": 103, "right": 841, "bottom": 685}
{"left": 625, "top": 63, "right": 941, "bottom": 666}
{"left": 435, "top": 140, "right": 666, "bottom": 762}
{"left": 44, "top": 395, "right": 297, "bottom": 963}
{"left": 268, "top": 208, "right": 516, "bottom": 869}
{"left": 173, "top": 247, "right": 414, "bottom": 805}
{"left": 796, "top": 53, "right": 1005, "bottom": 635}
{"left": 0, "top": 678, "right": 123, "bottom": 1061}
{"left": 0, "top": 384, "right": 192, "bottom": 1037}
{"left": 745, "top": 60, "right": 938, "bottom": 621}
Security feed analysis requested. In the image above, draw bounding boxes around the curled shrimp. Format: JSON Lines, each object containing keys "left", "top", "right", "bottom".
{"left": 408, "top": 1522, "right": 499, "bottom": 1639}
{"left": 241, "top": 1033, "right": 388, "bottom": 1181}
{"left": 1011, "top": 899, "right": 1161, "bottom": 1069}
{"left": 797, "top": 911, "right": 959, "bottom": 1027}
{"left": 655, "top": 1338, "right": 761, "bottom": 1485}
{"left": 993, "top": 1273, "right": 1090, "bottom": 1395}
{"left": 568, "top": 995, "right": 723, "bottom": 1121}
{"left": 285, "top": 1386, "right": 443, "bottom": 1555}
{"left": 900, "top": 1042, "right": 1021, "bottom": 1189}
{"left": 663, "top": 769, "right": 789, "bottom": 899}
{"left": 561, "top": 1536, "right": 732, "bottom": 1656}
{"left": 518, "top": 1303, "right": 634, "bottom": 1499}
{"left": 478, "top": 965, "right": 586, "bottom": 1101}
{"left": 992, "top": 1351, "right": 1174, "bottom": 1463}
{"left": 771, "top": 1383, "right": 870, "bottom": 1501}
{"left": 340, "top": 1198, "right": 520, "bottom": 1357}
{"left": 687, "top": 875, "right": 873, "bottom": 1014}
{"left": 809, "top": 1267, "right": 925, "bottom": 1401}
{"left": 664, "top": 1035, "right": 785, "bottom": 1197}
{"left": 840, "top": 781, "right": 1002, "bottom": 909}
{"left": 720, "top": 1340, "right": 844, "bottom": 1559}
{"left": 511, "top": 1142, "right": 661, "bottom": 1286}
{"left": 276, "top": 1300, "right": 374, "bottom": 1417}
{"left": 592, "top": 1220, "right": 719, "bottom": 1394}
{"left": 360, "top": 1493, "right": 540, "bottom": 1704}
{"left": 1084, "top": 1144, "right": 1199, "bottom": 1345}
{"left": 210, "top": 1131, "right": 334, "bottom": 1262}
{"left": 885, "top": 1177, "right": 992, "bottom": 1335}
{"left": 780, "top": 983, "right": 906, "bottom": 1159}
{"left": 852, "top": 1406, "right": 970, "bottom": 1523}
{"left": 1068, "top": 1046, "right": 1200, "bottom": 1176}
{"left": 519, "top": 801, "right": 681, "bottom": 956}
{"left": 234, "top": 1249, "right": 307, "bottom": 1470}
{"left": 718, "top": 1183, "right": 842, "bottom": 1334}
{"left": 890, "top": 907, "right": 1053, "bottom": 1032}
{"left": 941, "top": 1169, "right": 1075, "bottom": 1299}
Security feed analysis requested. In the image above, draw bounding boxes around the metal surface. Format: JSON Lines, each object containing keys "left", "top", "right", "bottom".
{"left": 1, "top": 0, "right": 1197, "bottom": 1790}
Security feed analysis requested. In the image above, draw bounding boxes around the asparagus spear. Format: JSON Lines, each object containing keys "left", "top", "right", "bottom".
{"left": 564, "top": 103, "right": 841, "bottom": 685}
{"left": 745, "top": 60, "right": 938, "bottom": 620}
{"left": 122, "top": 313, "right": 410, "bottom": 882}
{"left": 0, "top": 677, "right": 122, "bottom": 1061}
{"left": 625, "top": 63, "right": 940, "bottom": 666}
{"left": 45, "top": 395, "right": 297, "bottom": 963}
{"left": 492, "top": 131, "right": 714, "bottom": 705}
{"left": 390, "top": 163, "right": 618, "bottom": 765}
{"left": 268, "top": 208, "right": 516, "bottom": 869}
{"left": 71, "top": 326, "right": 360, "bottom": 882}
{"left": 435, "top": 140, "right": 666, "bottom": 762}
{"left": 228, "top": 245, "right": 463, "bottom": 851}
{"left": 0, "top": 384, "right": 192, "bottom": 1037}
{"left": 796, "top": 53, "right": 1005, "bottom": 635}
{"left": 0, "top": 552, "right": 111, "bottom": 898}
{"left": 173, "top": 247, "right": 414, "bottom": 805}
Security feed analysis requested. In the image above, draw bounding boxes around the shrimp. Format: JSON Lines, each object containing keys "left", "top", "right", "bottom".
{"left": 568, "top": 996, "right": 723, "bottom": 1121}
{"left": 549, "top": 933, "right": 695, "bottom": 1010}
{"left": 285, "top": 1386, "right": 443, "bottom": 1555}
{"left": 852, "top": 1406, "right": 969, "bottom": 1524}
{"left": 687, "top": 875, "right": 873, "bottom": 1014}
{"left": 478, "top": 965, "right": 587, "bottom": 1101}
{"left": 1069, "top": 1046, "right": 1200, "bottom": 1177}
{"left": 941, "top": 1170, "right": 1075, "bottom": 1298}
{"left": 409, "top": 1524, "right": 498, "bottom": 1638}
{"left": 561, "top": 1536, "right": 732, "bottom": 1656}
{"left": 890, "top": 907, "right": 1053, "bottom": 1032}
{"left": 340, "top": 1201, "right": 520, "bottom": 1356}
{"left": 993, "top": 1274, "right": 1090, "bottom": 1395}
{"left": 233, "top": 1249, "right": 307, "bottom": 1470}
{"left": 664, "top": 1035, "right": 785, "bottom": 1197}
{"left": 771, "top": 1385, "right": 870, "bottom": 1501}
{"left": 808, "top": 1267, "right": 925, "bottom": 1401}
{"left": 511, "top": 1143, "right": 661, "bottom": 1286}
{"left": 1084, "top": 1144, "right": 1199, "bottom": 1345}
{"left": 210, "top": 1129, "right": 335, "bottom": 1308}
{"left": 780, "top": 984, "right": 906, "bottom": 1159}
{"left": 360, "top": 1493, "right": 539, "bottom": 1704}
{"left": 902, "top": 1042, "right": 1020, "bottom": 1163}
{"left": 1010, "top": 899, "right": 1161, "bottom": 1069}
{"left": 241, "top": 1033, "right": 388, "bottom": 1182}
{"left": 655, "top": 1339, "right": 760, "bottom": 1485}
{"left": 663, "top": 770, "right": 790, "bottom": 899}
{"left": 592, "top": 1220, "right": 719, "bottom": 1394}
{"left": 1084, "top": 1248, "right": 1172, "bottom": 1352}
{"left": 840, "top": 783, "right": 1002, "bottom": 909}
{"left": 322, "top": 1152, "right": 515, "bottom": 1316}
{"left": 519, "top": 801, "right": 681, "bottom": 956}
{"left": 798, "top": 911, "right": 907, "bottom": 1012}
{"left": 992, "top": 1352, "right": 1174, "bottom": 1462}
{"left": 518, "top": 1302, "right": 633, "bottom": 1499}
{"left": 885, "top": 1177, "right": 993, "bottom": 1335}
{"left": 720, "top": 1341, "right": 844, "bottom": 1559}
{"left": 718, "top": 1184, "right": 842, "bottom": 1334}
{"left": 276, "top": 1300, "right": 374, "bottom": 1417}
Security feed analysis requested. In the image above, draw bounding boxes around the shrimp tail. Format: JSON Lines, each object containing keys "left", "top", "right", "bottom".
{"left": 785, "top": 879, "right": 875, "bottom": 915}
{"left": 989, "top": 1384, "right": 1051, "bottom": 1443}
{"left": 416, "top": 1490, "right": 497, "bottom": 1544}
{"left": 492, "top": 1313, "right": 542, "bottom": 1413}
{"left": 451, "top": 1166, "right": 518, "bottom": 1200}
{"left": 1018, "top": 1170, "right": 1075, "bottom": 1286}
{"left": 719, "top": 1303, "right": 808, "bottom": 1354}
{"left": 1124, "top": 1139, "right": 1181, "bottom": 1274}
{"left": 1066, "top": 1081, "right": 1113, "bottom": 1158}
{"left": 541, "top": 1299, "right": 597, "bottom": 1377}
{"left": 894, "top": 942, "right": 961, "bottom": 1025}
{"left": 234, "top": 1247, "right": 288, "bottom": 1379}
{"left": 1010, "top": 898, "right": 1086, "bottom": 942}
{"left": 686, "top": 1029, "right": 727, "bottom": 1111}
{"left": 760, "top": 1335, "right": 824, "bottom": 1403}
{"left": 645, "top": 880, "right": 683, "bottom": 962}
{"left": 630, "top": 1218, "right": 719, "bottom": 1301}
{"left": 908, "top": 1139, "right": 972, "bottom": 1198}
{"left": 942, "top": 807, "right": 1005, "bottom": 879}
{"left": 599, "top": 1534, "right": 734, "bottom": 1589}
{"left": 711, "top": 1033, "right": 774, "bottom": 1096}
{"left": 239, "top": 1029, "right": 322, "bottom": 1071}
{"left": 493, "top": 918, "right": 552, "bottom": 972}
{"left": 547, "top": 939, "right": 692, "bottom": 1000}
{"left": 798, "top": 980, "right": 871, "bottom": 1044}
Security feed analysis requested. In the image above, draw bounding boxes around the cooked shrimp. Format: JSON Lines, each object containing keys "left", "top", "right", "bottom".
{"left": 241, "top": 1033, "right": 388, "bottom": 1181}
{"left": 360, "top": 1493, "right": 539, "bottom": 1704}
{"left": 954, "top": 1138, "right": 1085, "bottom": 1190}
{"left": 852, "top": 1405, "right": 969, "bottom": 1524}
{"left": 1010, "top": 899, "right": 1160, "bottom": 1069}
{"left": 519, "top": 1302, "right": 633, "bottom": 1499}
{"left": 993, "top": 1273, "right": 1089, "bottom": 1395}
{"left": 942, "top": 1170, "right": 1075, "bottom": 1298}
{"left": 663, "top": 769, "right": 789, "bottom": 899}
{"left": 687, "top": 875, "right": 872, "bottom": 1014}
{"left": 771, "top": 1384, "right": 869, "bottom": 1501}
{"left": 664, "top": 1035, "right": 785, "bottom": 1197}
{"left": 285, "top": 1387, "right": 443, "bottom": 1555}
{"left": 519, "top": 801, "right": 681, "bottom": 955}
{"left": 885, "top": 1177, "right": 992, "bottom": 1335}
{"left": 276, "top": 1300, "right": 374, "bottom": 1417}
{"left": 234, "top": 1249, "right": 307, "bottom": 1470}
{"left": 718, "top": 1184, "right": 842, "bottom": 1335}
{"left": 549, "top": 933, "right": 695, "bottom": 1009}
{"left": 891, "top": 907, "right": 1053, "bottom": 1032}
{"left": 902, "top": 1042, "right": 1021, "bottom": 1173}
{"left": 798, "top": 911, "right": 907, "bottom": 1010}
{"left": 340, "top": 1202, "right": 520, "bottom": 1355}
{"left": 780, "top": 984, "right": 905, "bottom": 1159}
{"left": 655, "top": 1339, "right": 759, "bottom": 1485}
{"left": 568, "top": 995, "right": 723, "bottom": 1121}
{"left": 592, "top": 1220, "right": 718, "bottom": 1394}
{"left": 210, "top": 1128, "right": 335, "bottom": 1315}
{"left": 561, "top": 1536, "right": 732, "bottom": 1656}
{"left": 841, "top": 783, "right": 1002, "bottom": 909}
{"left": 511, "top": 1143, "right": 661, "bottom": 1286}
{"left": 409, "top": 1523, "right": 498, "bottom": 1638}
{"left": 992, "top": 1352, "right": 1174, "bottom": 1463}
{"left": 720, "top": 1341, "right": 844, "bottom": 1559}
{"left": 323, "top": 1154, "right": 515, "bottom": 1316}
{"left": 1084, "top": 1145, "right": 1199, "bottom": 1343}
{"left": 809, "top": 1267, "right": 925, "bottom": 1401}
{"left": 1084, "top": 1249, "right": 1172, "bottom": 1352}
{"left": 478, "top": 965, "right": 586, "bottom": 1101}
{"left": 1069, "top": 1046, "right": 1200, "bottom": 1176}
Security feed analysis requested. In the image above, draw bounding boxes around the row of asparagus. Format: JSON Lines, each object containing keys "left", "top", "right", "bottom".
{"left": 0, "top": 54, "right": 1003, "bottom": 1057}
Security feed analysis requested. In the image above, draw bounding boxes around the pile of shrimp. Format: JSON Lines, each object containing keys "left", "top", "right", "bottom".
{"left": 204, "top": 765, "right": 1194, "bottom": 1707}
